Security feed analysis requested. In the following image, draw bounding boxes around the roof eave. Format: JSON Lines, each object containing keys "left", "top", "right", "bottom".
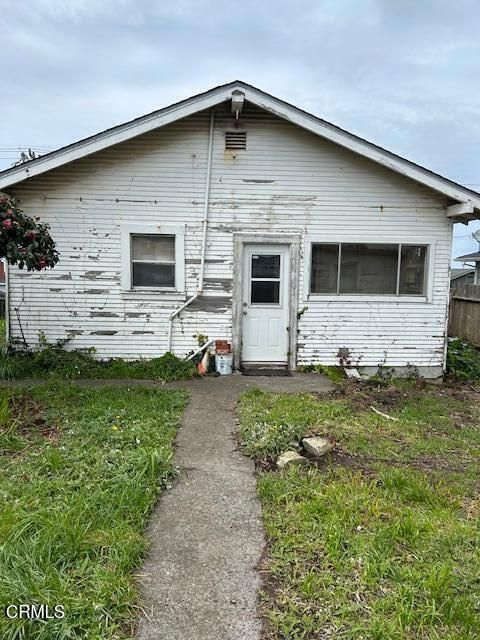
{"left": 1, "top": 80, "right": 480, "bottom": 214}
{"left": 0, "top": 81, "right": 239, "bottom": 190}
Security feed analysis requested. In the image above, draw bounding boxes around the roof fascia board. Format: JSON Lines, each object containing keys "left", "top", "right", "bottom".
{"left": 240, "top": 87, "right": 480, "bottom": 211}
{"left": 0, "top": 84, "right": 235, "bottom": 190}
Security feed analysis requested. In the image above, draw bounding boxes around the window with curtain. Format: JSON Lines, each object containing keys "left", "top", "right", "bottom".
{"left": 131, "top": 234, "right": 176, "bottom": 288}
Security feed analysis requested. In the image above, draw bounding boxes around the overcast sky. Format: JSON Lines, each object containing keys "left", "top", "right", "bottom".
{"left": 1, "top": 0, "right": 479, "bottom": 263}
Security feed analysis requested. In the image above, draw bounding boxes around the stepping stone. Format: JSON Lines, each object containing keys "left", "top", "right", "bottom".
{"left": 277, "top": 450, "right": 309, "bottom": 469}
{"left": 302, "top": 436, "right": 334, "bottom": 457}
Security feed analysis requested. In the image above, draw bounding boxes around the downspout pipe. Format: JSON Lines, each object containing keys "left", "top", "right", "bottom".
{"left": 185, "top": 337, "right": 216, "bottom": 361}
{"left": 167, "top": 109, "right": 215, "bottom": 352}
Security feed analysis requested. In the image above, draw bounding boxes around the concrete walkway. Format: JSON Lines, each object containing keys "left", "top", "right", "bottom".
{"left": 136, "top": 373, "right": 333, "bottom": 640}
{"left": 1, "top": 371, "right": 332, "bottom": 639}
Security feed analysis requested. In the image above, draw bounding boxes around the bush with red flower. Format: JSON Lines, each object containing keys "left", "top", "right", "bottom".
{"left": 0, "top": 195, "right": 58, "bottom": 270}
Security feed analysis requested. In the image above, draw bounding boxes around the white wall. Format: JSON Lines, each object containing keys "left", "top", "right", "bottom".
{"left": 9, "top": 103, "right": 452, "bottom": 370}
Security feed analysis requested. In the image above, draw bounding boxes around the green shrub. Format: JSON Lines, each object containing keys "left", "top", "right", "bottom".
{"left": 0, "top": 337, "right": 197, "bottom": 382}
{"left": 446, "top": 338, "right": 480, "bottom": 381}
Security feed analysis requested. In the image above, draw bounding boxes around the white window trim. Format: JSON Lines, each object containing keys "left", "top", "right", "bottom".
{"left": 121, "top": 224, "right": 185, "bottom": 292}
{"left": 303, "top": 237, "right": 435, "bottom": 303}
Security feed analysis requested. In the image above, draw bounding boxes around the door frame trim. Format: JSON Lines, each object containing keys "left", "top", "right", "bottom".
{"left": 232, "top": 233, "right": 300, "bottom": 370}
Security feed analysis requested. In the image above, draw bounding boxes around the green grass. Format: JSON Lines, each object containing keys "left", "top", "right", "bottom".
{"left": 0, "top": 383, "right": 187, "bottom": 640}
{"left": 238, "top": 383, "right": 480, "bottom": 639}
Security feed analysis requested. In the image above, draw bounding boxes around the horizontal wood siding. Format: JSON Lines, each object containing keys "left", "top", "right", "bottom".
{"left": 9, "top": 103, "right": 451, "bottom": 367}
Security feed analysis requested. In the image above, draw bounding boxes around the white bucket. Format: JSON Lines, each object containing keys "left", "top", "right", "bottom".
{"left": 215, "top": 352, "right": 233, "bottom": 375}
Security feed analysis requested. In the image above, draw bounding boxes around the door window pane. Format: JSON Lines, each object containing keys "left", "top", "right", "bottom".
{"left": 399, "top": 245, "right": 426, "bottom": 295}
{"left": 340, "top": 244, "right": 398, "bottom": 294}
{"left": 311, "top": 244, "right": 339, "bottom": 293}
{"left": 132, "top": 262, "right": 175, "bottom": 287}
{"left": 251, "top": 254, "right": 280, "bottom": 278}
{"left": 132, "top": 235, "right": 175, "bottom": 262}
{"left": 251, "top": 281, "right": 280, "bottom": 304}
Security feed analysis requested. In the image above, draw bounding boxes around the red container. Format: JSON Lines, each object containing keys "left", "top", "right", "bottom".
{"left": 215, "top": 339, "right": 231, "bottom": 354}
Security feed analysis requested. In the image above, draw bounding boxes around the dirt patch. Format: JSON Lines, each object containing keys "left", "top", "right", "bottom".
{"left": 258, "top": 447, "right": 472, "bottom": 478}
{"left": 335, "top": 379, "right": 408, "bottom": 411}
{"left": 436, "top": 380, "right": 480, "bottom": 402}
{"left": 1, "top": 394, "right": 61, "bottom": 452}
{"left": 334, "top": 378, "right": 480, "bottom": 422}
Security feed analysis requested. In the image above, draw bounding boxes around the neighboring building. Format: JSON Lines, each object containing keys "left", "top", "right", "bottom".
{"left": 450, "top": 268, "right": 475, "bottom": 288}
{"left": 1, "top": 81, "right": 480, "bottom": 377}
{"left": 454, "top": 251, "right": 480, "bottom": 285}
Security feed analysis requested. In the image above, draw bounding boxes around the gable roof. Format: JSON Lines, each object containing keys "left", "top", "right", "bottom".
{"left": 1, "top": 80, "right": 479, "bottom": 219}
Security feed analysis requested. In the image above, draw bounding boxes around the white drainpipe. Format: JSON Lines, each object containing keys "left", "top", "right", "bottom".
{"left": 185, "top": 337, "right": 216, "bottom": 361}
{"left": 167, "top": 109, "right": 215, "bottom": 352}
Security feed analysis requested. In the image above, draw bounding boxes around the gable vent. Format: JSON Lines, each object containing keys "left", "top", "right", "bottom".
{"left": 225, "top": 130, "right": 247, "bottom": 150}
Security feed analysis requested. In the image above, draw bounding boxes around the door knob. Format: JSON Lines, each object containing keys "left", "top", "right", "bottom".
{"left": 242, "top": 311, "right": 247, "bottom": 315}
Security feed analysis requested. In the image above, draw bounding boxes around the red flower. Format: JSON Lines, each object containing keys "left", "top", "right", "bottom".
{"left": 24, "top": 230, "right": 36, "bottom": 241}
{"left": 2, "top": 219, "right": 13, "bottom": 229}
{"left": 37, "top": 258, "right": 47, "bottom": 269}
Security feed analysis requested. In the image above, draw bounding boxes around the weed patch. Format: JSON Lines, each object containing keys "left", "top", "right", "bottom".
{"left": 446, "top": 338, "right": 480, "bottom": 382}
{"left": 0, "top": 338, "right": 197, "bottom": 382}
{"left": 297, "top": 364, "right": 345, "bottom": 383}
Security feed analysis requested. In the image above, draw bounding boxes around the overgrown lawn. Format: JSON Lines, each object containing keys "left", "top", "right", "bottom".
{"left": 239, "top": 383, "right": 480, "bottom": 639}
{"left": 0, "top": 383, "right": 187, "bottom": 640}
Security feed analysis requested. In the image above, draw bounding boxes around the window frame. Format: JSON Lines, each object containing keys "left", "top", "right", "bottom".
{"left": 121, "top": 224, "right": 185, "bottom": 293}
{"left": 304, "top": 238, "right": 433, "bottom": 303}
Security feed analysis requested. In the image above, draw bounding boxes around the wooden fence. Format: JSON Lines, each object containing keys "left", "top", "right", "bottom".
{"left": 448, "top": 283, "right": 480, "bottom": 346}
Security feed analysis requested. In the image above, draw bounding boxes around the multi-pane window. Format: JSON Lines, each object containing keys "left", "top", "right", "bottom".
{"left": 310, "top": 243, "right": 427, "bottom": 296}
{"left": 131, "top": 234, "right": 176, "bottom": 288}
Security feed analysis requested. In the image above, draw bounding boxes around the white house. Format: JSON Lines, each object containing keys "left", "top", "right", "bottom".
{"left": 1, "top": 81, "right": 479, "bottom": 377}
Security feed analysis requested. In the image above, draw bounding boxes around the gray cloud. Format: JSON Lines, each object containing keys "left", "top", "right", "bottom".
{"left": 1, "top": 0, "right": 479, "bottom": 258}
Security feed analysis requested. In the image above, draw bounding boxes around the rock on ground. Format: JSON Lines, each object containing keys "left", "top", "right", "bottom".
{"left": 302, "top": 436, "right": 334, "bottom": 457}
{"left": 277, "top": 450, "right": 309, "bottom": 469}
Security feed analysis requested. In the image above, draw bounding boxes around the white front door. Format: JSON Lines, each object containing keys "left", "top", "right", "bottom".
{"left": 241, "top": 244, "right": 290, "bottom": 365}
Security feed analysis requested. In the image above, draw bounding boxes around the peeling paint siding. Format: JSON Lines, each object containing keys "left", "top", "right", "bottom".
{"left": 9, "top": 104, "right": 451, "bottom": 366}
